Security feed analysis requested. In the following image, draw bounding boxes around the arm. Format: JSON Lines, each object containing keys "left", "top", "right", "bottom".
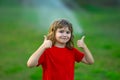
{"left": 77, "top": 36, "right": 94, "bottom": 65}
{"left": 27, "top": 36, "right": 52, "bottom": 68}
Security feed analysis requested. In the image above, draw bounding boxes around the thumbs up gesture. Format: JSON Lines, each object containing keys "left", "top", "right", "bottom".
{"left": 77, "top": 36, "right": 86, "bottom": 48}
{"left": 42, "top": 35, "right": 52, "bottom": 49}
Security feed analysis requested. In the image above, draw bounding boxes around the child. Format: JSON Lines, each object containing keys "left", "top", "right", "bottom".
{"left": 27, "top": 19, "right": 94, "bottom": 80}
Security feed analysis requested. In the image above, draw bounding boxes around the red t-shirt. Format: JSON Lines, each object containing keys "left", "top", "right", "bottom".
{"left": 37, "top": 46, "right": 84, "bottom": 80}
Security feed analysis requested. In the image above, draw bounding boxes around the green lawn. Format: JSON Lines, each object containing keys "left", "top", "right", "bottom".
{"left": 0, "top": 6, "right": 120, "bottom": 80}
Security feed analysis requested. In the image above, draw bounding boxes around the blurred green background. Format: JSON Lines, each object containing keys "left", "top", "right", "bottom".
{"left": 0, "top": 0, "right": 120, "bottom": 80}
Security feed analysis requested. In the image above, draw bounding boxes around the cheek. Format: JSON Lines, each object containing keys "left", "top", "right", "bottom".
{"left": 55, "top": 33, "right": 60, "bottom": 40}
{"left": 55, "top": 33, "right": 59, "bottom": 37}
{"left": 68, "top": 34, "right": 71, "bottom": 38}
{"left": 56, "top": 32, "right": 63, "bottom": 36}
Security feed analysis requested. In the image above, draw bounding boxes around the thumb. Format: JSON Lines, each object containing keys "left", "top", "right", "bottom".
{"left": 44, "top": 35, "right": 47, "bottom": 41}
{"left": 81, "top": 36, "right": 85, "bottom": 40}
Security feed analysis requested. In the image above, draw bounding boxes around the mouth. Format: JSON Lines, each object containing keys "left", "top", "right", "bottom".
{"left": 60, "top": 36, "right": 70, "bottom": 41}
{"left": 61, "top": 38, "right": 69, "bottom": 40}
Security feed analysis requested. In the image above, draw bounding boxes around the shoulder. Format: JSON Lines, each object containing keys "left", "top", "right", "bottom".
{"left": 71, "top": 47, "right": 84, "bottom": 54}
{"left": 70, "top": 47, "right": 79, "bottom": 52}
{"left": 44, "top": 46, "right": 55, "bottom": 54}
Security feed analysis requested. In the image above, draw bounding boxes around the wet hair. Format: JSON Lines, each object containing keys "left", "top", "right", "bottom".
{"left": 47, "top": 19, "right": 74, "bottom": 49}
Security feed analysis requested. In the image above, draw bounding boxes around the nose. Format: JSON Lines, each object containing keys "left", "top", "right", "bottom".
{"left": 63, "top": 32, "right": 67, "bottom": 36}
{"left": 63, "top": 32, "right": 68, "bottom": 38}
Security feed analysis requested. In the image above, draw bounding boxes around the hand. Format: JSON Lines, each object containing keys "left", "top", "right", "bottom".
{"left": 42, "top": 35, "right": 52, "bottom": 49}
{"left": 77, "top": 36, "right": 86, "bottom": 48}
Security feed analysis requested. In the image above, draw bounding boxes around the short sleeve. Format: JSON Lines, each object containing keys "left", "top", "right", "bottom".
{"left": 36, "top": 50, "right": 46, "bottom": 67}
{"left": 73, "top": 48, "right": 84, "bottom": 62}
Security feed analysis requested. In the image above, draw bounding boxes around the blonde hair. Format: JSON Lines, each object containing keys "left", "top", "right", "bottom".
{"left": 47, "top": 19, "right": 74, "bottom": 49}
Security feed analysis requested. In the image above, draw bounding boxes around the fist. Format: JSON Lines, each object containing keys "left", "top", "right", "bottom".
{"left": 77, "top": 36, "right": 86, "bottom": 48}
{"left": 43, "top": 35, "right": 52, "bottom": 49}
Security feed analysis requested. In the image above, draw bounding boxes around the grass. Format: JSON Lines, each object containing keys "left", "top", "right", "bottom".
{"left": 0, "top": 6, "right": 120, "bottom": 80}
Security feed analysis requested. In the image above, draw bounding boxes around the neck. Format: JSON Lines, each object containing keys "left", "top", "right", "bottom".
{"left": 54, "top": 43, "right": 66, "bottom": 48}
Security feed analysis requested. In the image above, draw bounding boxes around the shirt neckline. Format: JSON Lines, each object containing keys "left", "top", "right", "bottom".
{"left": 53, "top": 46, "right": 66, "bottom": 49}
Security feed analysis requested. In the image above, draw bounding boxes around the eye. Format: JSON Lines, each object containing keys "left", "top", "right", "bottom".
{"left": 66, "top": 31, "right": 70, "bottom": 34}
{"left": 59, "top": 30, "right": 64, "bottom": 33}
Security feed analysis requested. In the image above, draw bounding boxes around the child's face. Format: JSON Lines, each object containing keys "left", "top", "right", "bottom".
{"left": 55, "top": 27, "right": 71, "bottom": 45}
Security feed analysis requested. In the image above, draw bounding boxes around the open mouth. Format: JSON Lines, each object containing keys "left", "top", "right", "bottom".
{"left": 61, "top": 38, "right": 67, "bottom": 39}
{"left": 61, "top": 38, "right": 69, "bottom": 41}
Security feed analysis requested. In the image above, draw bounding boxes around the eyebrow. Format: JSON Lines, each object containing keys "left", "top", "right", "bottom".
{"left": 58, "top": 28, "right": 70, "bottom": 30}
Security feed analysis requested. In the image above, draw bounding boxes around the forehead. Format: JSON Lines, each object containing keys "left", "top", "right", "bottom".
{"left": 57, "top": 27, "right": 70, "bottom": 31}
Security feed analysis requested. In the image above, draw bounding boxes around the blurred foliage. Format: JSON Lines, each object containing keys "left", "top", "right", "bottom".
{"left": 75, "top": 0, "right": 120, "bottom": 6}
{"left": 0, "top": 0, "right": 120, "bottom": 7}
{"left": 61, "top": 0, "right": 120, "bottom": 9}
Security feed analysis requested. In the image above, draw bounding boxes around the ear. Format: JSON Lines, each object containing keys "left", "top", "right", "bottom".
{"left": 52, "top": 28, "right": 54, "bottom": 31}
